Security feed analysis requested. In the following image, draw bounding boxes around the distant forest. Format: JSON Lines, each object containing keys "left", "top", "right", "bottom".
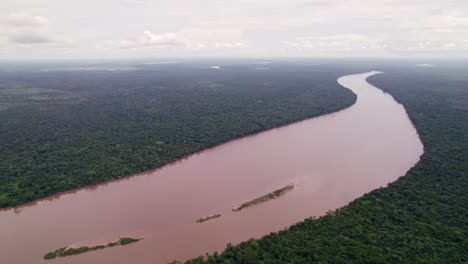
{"left": 0, "top": 62, "right": 356, "bottom": 207}
{"left": 180, "top": 63, "right": 468, "bottom": 263}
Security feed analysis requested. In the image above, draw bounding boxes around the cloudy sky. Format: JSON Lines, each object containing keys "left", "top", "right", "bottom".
{"left": 1, "top": 0, "right": 468, "bottom": 59}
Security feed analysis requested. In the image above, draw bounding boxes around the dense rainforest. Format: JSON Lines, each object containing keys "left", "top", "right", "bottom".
{"left": 180, "top": 62, "right": 468, "bottom": 264}
{"left": 0, "top": 61, "right": 357, "bottom": 207}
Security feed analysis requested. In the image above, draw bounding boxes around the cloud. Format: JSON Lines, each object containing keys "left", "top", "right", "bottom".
{"left": 4, "top": 13, "right": 48, "bottom": 28}
{"left": 97, "top": 31, "right": 184, "bottom": 49}
{"left": 10, "top": 31, "right": 52, "bottom": 44}
{"left": 390, "top": 40, "right": 465, "bottom": 52}
{"left": 442, "top": 42, "right": 457, "bottom": 49}
{"left": 212, "top": 42, "right": 247, "bottom": 49}
{"left": 2, "top": 12, "right": 57, "bottom": 46}
{"left": 283, "top": 34, "right": 386, "bottom": 52}
{"left": 181, "top": 29, "right": 247, "bottom": 50}
{"left": 283, "top": 33, "right": 468, "bottom": 56}
{"left": 139, "top": 31, "right": 185, "bottom": 47}
{"left": 98, "top": 29, "right": 247, "bottom": 51}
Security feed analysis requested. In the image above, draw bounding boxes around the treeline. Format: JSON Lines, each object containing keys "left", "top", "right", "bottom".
{"left": 180, "top": 64, "right": 468, "bottom": 263}
{"left": 0, "top": 63, "right": 356, "bottom": 207}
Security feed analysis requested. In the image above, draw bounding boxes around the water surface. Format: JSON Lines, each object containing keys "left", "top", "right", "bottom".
{"left": 0, "top": 71, "right": 423, "bottom": 264}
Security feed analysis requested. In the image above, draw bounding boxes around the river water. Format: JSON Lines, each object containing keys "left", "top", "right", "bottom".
{"left": 0, "top": 71, "right": 423, "bottom": 264}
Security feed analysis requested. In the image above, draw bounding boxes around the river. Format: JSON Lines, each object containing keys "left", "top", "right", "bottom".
{"left": 0, "top": 71, "right": 423, "bottom": 264}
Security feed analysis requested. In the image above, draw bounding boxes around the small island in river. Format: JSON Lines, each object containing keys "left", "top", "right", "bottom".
{"left": 44, "top": 237, "right": 142, "bottom": 260}
{"left": 195, "top": 214, "right": 222, "bottom": 223}
{"left": 233, "top": 184, "right": 295, "bottom": 212}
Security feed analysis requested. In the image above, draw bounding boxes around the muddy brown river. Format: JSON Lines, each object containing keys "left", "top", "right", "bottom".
{"left": 0, "top": 71, "right": 423, "bottom": 264}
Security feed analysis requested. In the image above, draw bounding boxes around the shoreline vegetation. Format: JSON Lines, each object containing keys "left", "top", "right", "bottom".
{"left": 196, "top": 214, "right": 222, "bottom": 223}
{"left": 233, "top": 184, "right": 294, "bottom": 212}
{"left": 43, "top": 237, "right": 142, "bottom": 260}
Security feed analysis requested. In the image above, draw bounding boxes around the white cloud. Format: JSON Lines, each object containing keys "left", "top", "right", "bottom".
{"left": 181, "top": 28, "right": 247, "bottom": 50}
{"left": 283, "top": 34, "right": 387, "bottom": 52}
{"left": 442, "top": 42, "right": 457, "bottom": 49}
{"left": 213, "top": 42, "right": 247, "bottom": 49}
{"left": 2, "top": 12, "right": 57, "bottom": 46}
{"left": 392, "top": 40, "right": 466, "bottom": 52}
{"left": 10, "top": 30, "right": 52, "bottom": 44}
{"left": 283, "top": 33, "right": 468, "bottom": 56}
{"left": 139, "top": 31, "right": 185, "bottom": 47}
{"left": 97, "top": 31, "right": 185, "bottom": 50}
{"left": 98, "top": 29, "right": 247, "bottom": 51}
{"left": 4, "top": 13, "right": 48, "bottom": 28}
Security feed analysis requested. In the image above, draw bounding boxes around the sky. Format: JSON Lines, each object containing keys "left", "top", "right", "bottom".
{"left": 1, "top": 0, "right": 468, "bottom": 59}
